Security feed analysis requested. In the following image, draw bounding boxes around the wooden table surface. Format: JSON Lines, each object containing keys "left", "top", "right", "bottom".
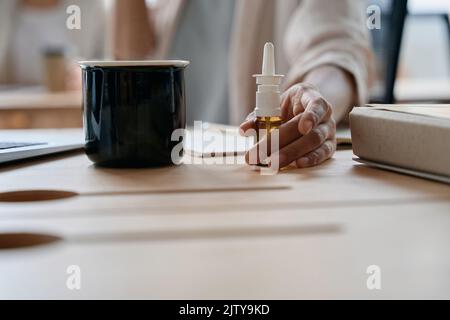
{"left": 0, "top": 134, "right": 450, "bottom": 299}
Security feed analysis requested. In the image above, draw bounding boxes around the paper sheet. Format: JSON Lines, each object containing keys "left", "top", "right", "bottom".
{"left": 185, "top": 124, "right": 352, "bottom": 158}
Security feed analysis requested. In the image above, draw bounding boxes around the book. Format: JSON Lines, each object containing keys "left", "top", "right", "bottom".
{"left": 350, "top": 105, "right": 450, "bottom": 184}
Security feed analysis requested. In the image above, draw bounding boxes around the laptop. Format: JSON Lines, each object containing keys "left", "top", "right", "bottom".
{"left": 0, "top": 129, "right": 84, "bottom": 164}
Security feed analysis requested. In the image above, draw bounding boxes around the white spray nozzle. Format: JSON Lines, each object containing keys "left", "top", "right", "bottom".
{"left": 254, "top": 42, "right": 283, "bottom": 85}
{"left": 262, "top": 42, "right": 276, "bottom": 75}
{"left": 253, "top": 42, "right": 284, "bottom": 117}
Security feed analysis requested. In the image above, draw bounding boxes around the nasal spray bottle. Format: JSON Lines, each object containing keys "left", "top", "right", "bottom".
{"left": 253, "top": 42, "right": 283, "bottom": 167}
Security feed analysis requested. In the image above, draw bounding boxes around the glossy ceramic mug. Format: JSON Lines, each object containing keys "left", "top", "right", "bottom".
{"left": 79, "top": 61, "right": 189, "bottom": 167}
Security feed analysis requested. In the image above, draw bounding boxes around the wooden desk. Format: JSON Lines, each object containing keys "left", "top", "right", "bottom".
{"left": 0, "top": 88, "right": 82, "bottom": 129}
{"left": 0, "top": 135, "right": 449, "bottom": 299}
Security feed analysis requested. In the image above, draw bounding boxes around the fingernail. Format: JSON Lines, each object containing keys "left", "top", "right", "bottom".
{"left": 242, "top": 129, "right": 255, "bottom": 138}
{"left": 298, "top": 157, "right": 309, "bottom": 167}
{"left": 303, "top": 121, "right": 313, "bottom": 134}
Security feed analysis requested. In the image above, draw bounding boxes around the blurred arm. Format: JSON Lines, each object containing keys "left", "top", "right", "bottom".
{"left": 302, "top": 65, "right": 356, "bottom": 123}
{"left": 113, "top": 0, "right": 155, "bottom": 59}
{"left": 283, "top": 0, "right": 373, "bottom": 120}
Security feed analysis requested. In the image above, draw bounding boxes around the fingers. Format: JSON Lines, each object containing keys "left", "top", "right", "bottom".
{"left": 281, "top": 84, "right": 332, "bottom": 136}
{"left": 239, "top": 120, "right": 255, "bottom": 137}
{"left": 245, "top": 115, "right": 302, "bottom": 165}
{"left": 275, "top": 115, "right": 303, "bottom": 147}
{"left": 275, "top": 120, "right": 335, "bottom": 168}
{"left": 295, "top": 139, "right": 336, "bottom": 168}
{"left": 280, "top": 89, "right": 295, "bottom": 121}
{"left": 298, "top": 95, "right": 332, "bottom": 136}
{"left": 239, "top": 112, "right": 256, "bottom": 136}
{"left": 243, "top": 83, "right": 336, "bottom": 169}
{"left": 281, "top": 84, "right": 312, "bottom": 120}
{"left": 291, "top": 84, "right": 320, "bottom": 116}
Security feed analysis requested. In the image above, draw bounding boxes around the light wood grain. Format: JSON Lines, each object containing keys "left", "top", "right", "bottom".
{"left": 1, "top": 202, "right": 450, "bottom": 299}
{"left": 1, "top": 150, "right": 448, "bottom": 219}
{"left": 0, "top": 128, "right": 450, "bottom": 299}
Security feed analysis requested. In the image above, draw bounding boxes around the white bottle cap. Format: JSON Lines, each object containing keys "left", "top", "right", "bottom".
{"left": 253, "top": 42, "right": 284, "bottom": 117}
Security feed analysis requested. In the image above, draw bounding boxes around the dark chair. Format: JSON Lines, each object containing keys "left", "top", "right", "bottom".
{"left": 369, "top": 0, "right": 408, "bottom": 103}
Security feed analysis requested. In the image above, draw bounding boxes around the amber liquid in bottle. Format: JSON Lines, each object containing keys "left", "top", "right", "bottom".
{"left": 255, "top": 116, "right": 283, "bottom": 167}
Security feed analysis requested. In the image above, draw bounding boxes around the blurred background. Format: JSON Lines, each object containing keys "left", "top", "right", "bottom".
{"left": 0, "top": 0, "right": 449, "bottom": 129}
{"left": 368, "top": 0, "right": 450, "bottom": 104}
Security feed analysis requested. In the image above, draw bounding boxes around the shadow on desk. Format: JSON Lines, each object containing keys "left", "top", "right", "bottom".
{"left": 70, "top": 224, "right": 343, "bottom": 245}
{"left": 351, "top": 163, "right": 450, "bottom": 191}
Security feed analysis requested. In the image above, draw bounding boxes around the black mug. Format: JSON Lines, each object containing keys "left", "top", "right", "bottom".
{"left": 79, "top": 61, "right": 189, "bottom": 167}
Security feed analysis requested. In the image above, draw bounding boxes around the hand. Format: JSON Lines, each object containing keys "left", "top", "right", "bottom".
{"left": 240, "top": 83, "right": 336, "bottom": 169}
